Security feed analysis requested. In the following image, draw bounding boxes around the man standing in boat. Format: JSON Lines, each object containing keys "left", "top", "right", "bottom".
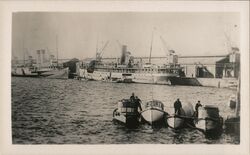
{"left": 174, "top": 98, "right": 182, "bottom": 115}
{"left": 130, "top": 93, "right": 135, "bottom": 102}
{"left": 130, "top": 93, "right": 142, "bottom": 114}
{"left": 195, "top": 100, "right": 202, "bottom": 117}
{"left": 135, "top": 96, "right": 142, "bottom": 112}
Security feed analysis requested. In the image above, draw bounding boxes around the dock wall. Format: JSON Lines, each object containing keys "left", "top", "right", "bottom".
{"left": 169, "top": 77, "right": 238, "bottom": 89}
{"left": 197, "top": 78, "right": 238, "bottom": 88}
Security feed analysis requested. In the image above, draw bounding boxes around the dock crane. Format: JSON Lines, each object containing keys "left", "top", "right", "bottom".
{"left": 160, "top": 35, "right": 175, "bottom": 56}
{"left": 159, "top": 35, "right": 176, "bottom": 64}
{"left": 224, "top": 32, "right": 233, "bottom": 54}
{"left": 116, "top": 40, "right": 122, "bottom": 50}
{"left": 96, "top": 40, "right": 109, "bottom": 61}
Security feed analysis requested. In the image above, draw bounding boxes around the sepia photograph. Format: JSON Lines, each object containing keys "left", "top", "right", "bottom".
{"left": 0, "top": 1, "right": 249, "bottom": 155}
{"left": 11, "top": 11, "right": 241, "bottom": 144}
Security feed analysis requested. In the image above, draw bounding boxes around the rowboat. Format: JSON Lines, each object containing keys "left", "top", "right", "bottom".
{"left": 167, "top": 102, "right": 194, "bottom": 129}
{"left": 113, "top": 99, "right": 140, "bottom": 128}
{"left": 140, "top": 100, "right": 166, "bottom": 125}
{"left": 195, "top": 105, "right": 223, "bottom": 135}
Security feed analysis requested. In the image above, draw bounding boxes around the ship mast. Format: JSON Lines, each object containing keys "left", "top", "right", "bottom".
{"left": 149, "top": 30, "right": 154, "bottom": 64}
{"left": 56, "top": 34, "right": 58, "bottom": 67}
{"left": 23, "top": 40, "right": 25, "bottom": 66}
{"left": 95, "top": 36, "right": 99, "bottom": 60}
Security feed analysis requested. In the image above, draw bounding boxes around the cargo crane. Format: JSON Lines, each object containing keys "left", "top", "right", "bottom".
{"left": 224, "top": 24, "right": 239, "bottom": 54}
{"left": 224, "top": 32, "right": 233, "bottom": 54}
{"left": 160, "top": 36, "right": 175, "bottom": 56}
{"left": 160, "top": 35, "right": 176, "bottom": 64}
{"left": 96, "top": 40, "right": 109, "bottom": 61}
{"left": 116, "top": 40, "right": 122, "bottom": 50}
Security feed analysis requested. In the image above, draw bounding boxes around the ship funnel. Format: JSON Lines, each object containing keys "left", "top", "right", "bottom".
{"left": 37, "top": 50, "right": 41, "bottom": 68}
{"left": 41, "top": 49, "right": 45, "bottom": 67}
{"left": 120, "top": 45, "right": 127, "bottom": 65}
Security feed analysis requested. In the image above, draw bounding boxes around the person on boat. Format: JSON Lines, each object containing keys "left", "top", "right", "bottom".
{"left": 130, "top": 93, "right": 136, "bottom": 102}
{"left": 195, "top": 100, "right": 202, "bottom": 117}
{"left": 135, "top": 96, "right": 142, "bottom": 112}
{"left": 174, "top": 98, "right": 182, "bottom": 115}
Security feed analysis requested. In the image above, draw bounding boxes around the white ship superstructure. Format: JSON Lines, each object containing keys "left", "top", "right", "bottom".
{"left": 77, "top": 44, "right": 184, "bottom": 85}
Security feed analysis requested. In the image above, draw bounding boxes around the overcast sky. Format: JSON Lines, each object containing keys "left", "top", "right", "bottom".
{"left": 12, "top": 12, "right": 239, "bottom": 60}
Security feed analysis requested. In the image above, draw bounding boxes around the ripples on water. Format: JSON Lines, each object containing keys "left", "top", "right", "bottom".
{"left": 11, "top": 77, "right": 239, "bottom": 144}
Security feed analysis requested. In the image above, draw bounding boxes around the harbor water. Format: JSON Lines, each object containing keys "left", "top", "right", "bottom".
{"left": 12, "top": 77, "right": 239, "bottom": 144}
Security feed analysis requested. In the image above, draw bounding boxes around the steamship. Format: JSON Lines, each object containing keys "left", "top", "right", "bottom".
{"left": 77, "top": 45, "right": 184, "bottom": 85}
{"left": 12, "top": 49, "right": 69, "bottom": 79}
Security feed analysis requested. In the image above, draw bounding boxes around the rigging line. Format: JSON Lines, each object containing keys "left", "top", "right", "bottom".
{"left": 150, "top": 68, "right": 154, "bottom": 100}
{"left": 150, "top": 66, "right": 154, "bottom": 129}
{"left": 96, "top": 35, "right": 99, "bottom": 59}
{"left": 56, "top": 34, "right": 59, "bottom": 67}
{"left": 149, "top": 28, "right": 155, "bottom": 64}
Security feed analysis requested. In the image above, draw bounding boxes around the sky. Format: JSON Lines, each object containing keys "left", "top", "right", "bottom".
{"left": 12, "top": 12, "right": 240, "bottom": 60}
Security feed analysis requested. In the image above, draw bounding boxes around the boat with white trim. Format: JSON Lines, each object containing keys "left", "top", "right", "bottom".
{"left": 140, "top": 100, "right": 166, "bottom": 125}
{"left": 141, "top": 100, "right": 167, "bottom": 125}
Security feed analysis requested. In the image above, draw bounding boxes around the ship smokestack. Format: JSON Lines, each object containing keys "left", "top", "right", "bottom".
{"left": 120, "top": 45, "right": 127, "bottom": 65}
{"left": 41, "top": 49, "right": 45, "bottom": 67}
{"left": 28, "top": 56, "right": 33, "bottom": 66}
{"left": 37, "top": 50, "right": 41, "bottom": 68}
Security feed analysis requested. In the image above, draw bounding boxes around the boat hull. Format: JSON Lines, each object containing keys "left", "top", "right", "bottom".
{"left": 196, "top": 117, "right": 223, "bottom": 134}
{"left": 12, "top": 67, "right": 69, "bottom": 79}
{"left": 40, "top": 68, "right": 69, "bottom": 79}
{"left": 113, "top": 108, "right": 139, "bottom": 128}
{"left": 78, "top": 68, "right": 177, "bottom": 85}
{"left": 11, "top": 67, "right": 40, "bottom": 77}
{"left": 11, "top": 73, "right": 39, "bottom": 77}
{"left": 167, "top": 116, "right": 185, "bottom": 129}
{"left": 196, "top": 105, "right": 223, "bottom": 136}
{"left": 167, "top": 102, "right": 195, "bottom": 129}
{"left": 141, "top": 108, "right": 165, "bottom": 125}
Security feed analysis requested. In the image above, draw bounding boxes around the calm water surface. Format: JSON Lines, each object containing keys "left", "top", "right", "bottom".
{"left": 12, "top": 77, "right": 239, "bottom": 144}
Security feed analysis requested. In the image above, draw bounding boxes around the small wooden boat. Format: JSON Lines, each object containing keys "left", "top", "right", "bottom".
{"left": 113, "top": 99, "right": 140, "bottom": 128}
{"left": 140, "top": 100, "right": 166, "bottom": 125}
{"left": 195, "top": 105, "right": 223, "bottom": 135}
{"left": 167, "top": 102, "right": 194, "bottom": 129}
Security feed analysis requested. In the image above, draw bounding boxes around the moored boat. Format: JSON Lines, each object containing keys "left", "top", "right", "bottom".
{"left": 167, "top": 108, "right": 185, "bottom": 129}
{"left": 113, "top": 99, "right": 140, "bottom": 128}
{"left": 39, "top": 67, "right": 69, "bottom": 79}
{"left": 140, "top": 100, "right": 166, "bottom": 125}
{"left": 12, "top": 66, "right": 69, "bottom": 79}
{"left": 195, "top": 105, "right": 223, "bottom": 135}
{"left": 76, "top": 43, "right": 184, "bottom": 85}
{"left": 167, "top": 102, "right": 194, "bottom": 129}
{"left": 11, "top": 66, "right": 40, "bottom": 77}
